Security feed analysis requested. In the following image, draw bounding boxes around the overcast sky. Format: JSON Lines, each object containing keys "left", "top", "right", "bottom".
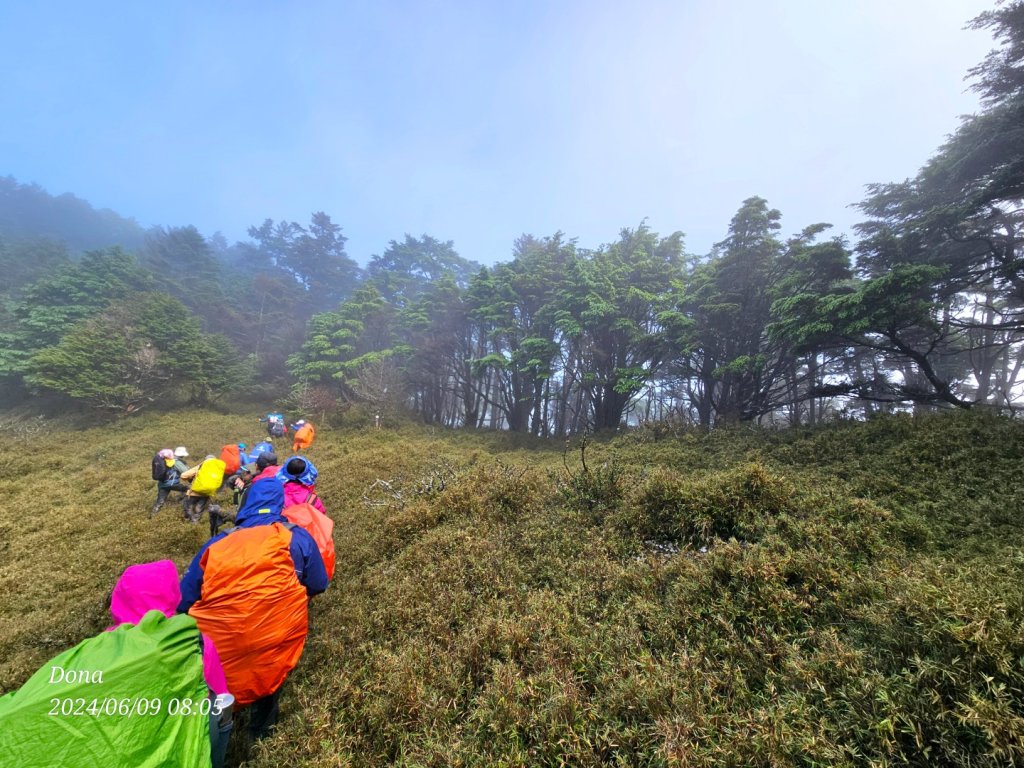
{"left": 0, "top": 1, "right": 997, "bottom": 265}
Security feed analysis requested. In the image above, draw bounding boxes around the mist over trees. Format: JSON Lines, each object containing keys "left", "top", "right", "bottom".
{"left": 1, "top": 2, "right": 1022, "bottom": 425}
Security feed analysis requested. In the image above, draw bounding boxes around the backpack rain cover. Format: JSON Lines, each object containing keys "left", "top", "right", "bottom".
{"left": 0, "top": 611, "right": 212, "bottom": 767}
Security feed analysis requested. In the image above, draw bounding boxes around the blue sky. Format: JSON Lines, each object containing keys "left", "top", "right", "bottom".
{"left": 0, "top": 1, "right": 996, "bottom": 265}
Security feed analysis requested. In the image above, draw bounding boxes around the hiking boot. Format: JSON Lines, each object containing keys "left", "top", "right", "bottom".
{"left": 209, "top": 505, "right": 222, "bottom": 537}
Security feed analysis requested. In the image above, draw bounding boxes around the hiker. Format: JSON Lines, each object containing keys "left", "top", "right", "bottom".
{"left": 151, "top": 448, "right": 188, "bottom": 517}
{"left": 278, "top": 455, "right": 326, "bottom": 514}
{"left": 219, "top": 441, "right": 248, "bottom": 477}
{"left": 180, "top": 454, "right": 226, "bottom": 525}
{"left": 220, "top": 442, "right": 252, "bottom": 501}
{"left": 291, "top": 419, "right": 315, "bottom": 452}
{"left": 248, "top": 440, "right": 275, "bottom": 465}
{"left": 253, "top": 450, "right": 279, "bottom": 476}
{"left": 106, "top": 560, "right": 233, "bottom": 768}
{"left": 259, "top": 412, "right": 287, "bottom": 439}
{"left": 213, "top": 462, "right": 259, "bottom": 536}
{"left": 0, "top": 562, "right": 232, "bottom": 768}
{"left": 178, "top": 474, "right": 328, "bottom": 742}
{"left": 152, "top": 448, "right": 174, "bottom": 482}
{"left": 230, "top": 463, "right": 257, "bottom": 506}
{"left": 278, "top": 456, "right": 335, "bottom": 579}
{"left": 235, "top": 451, "right": 279, "bottom": 511}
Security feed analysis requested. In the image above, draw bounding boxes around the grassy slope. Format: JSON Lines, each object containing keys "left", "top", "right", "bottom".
{"left": 1, "top": 410, "right": 1023, "bottom": 766}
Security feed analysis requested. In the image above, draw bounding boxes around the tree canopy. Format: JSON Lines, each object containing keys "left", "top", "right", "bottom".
{"left": 3, "top": 2, "right": 1024, "bottom": 426}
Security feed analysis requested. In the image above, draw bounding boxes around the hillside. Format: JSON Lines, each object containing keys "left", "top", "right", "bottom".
{"left": 1, "top": 410, "right": 1022, "bottom": 766}
{"left": 0, "top": 176, "right": 147, "bottom": 254}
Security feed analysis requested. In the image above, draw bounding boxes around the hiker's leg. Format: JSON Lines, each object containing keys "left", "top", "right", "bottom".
{"left": 247, "top": 688, "right": 281, "bottom": 741}
{"left": 152, "top": 486, "right": 170, "bottom": 516}
{"left": 189, "top": 496, "right": 206, "bottom": 524}
{"left": 208, "top": 504, "right": 222, "bottom": 538}
{"left": 209, "top": 698, "right": 233, "bottom": 768}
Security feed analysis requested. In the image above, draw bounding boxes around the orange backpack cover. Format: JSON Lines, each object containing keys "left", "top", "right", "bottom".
{"left": 187, "top": 523, "right": 308, "bottom": 705}
{"left": 292, "top": 422, "right": 315, "bottom": 451}
{"left": 220, "top": 444, "right": 241, "bottom": 475}
{"left": 283, "top": 497, "right": 335, "bottom": 580}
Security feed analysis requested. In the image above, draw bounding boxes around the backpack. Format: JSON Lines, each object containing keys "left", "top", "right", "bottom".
{"left": 160, "top": 464, "right": 181, "bottom": 488}
{"left": 191, "top": 458, "right": 226, "bottom": 496}
{"left": 189, "top": 523, "right": 309, "bottom": 705}
{"left": 250, "top": 441, "right": 274, "bottom": 461}
{"left": 282, "top": 492, "right": 335, "bottom": 579}
{"left": 269, "top": 419, "right": 286, "bottom": 437}
{"left": 220, "top": 444, "right": 241, "bottom": 475}
{"left": 151, "top": 453, "right": 168, "bottom": 482}
{"left": 0, "top": 612, "right": 211, "bottom": 768}
{"left": 292, "top": 422, "right": 315, "bottom": 449}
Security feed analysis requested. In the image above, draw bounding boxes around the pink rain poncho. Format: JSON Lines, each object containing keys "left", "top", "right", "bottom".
{"left": 107, "top": 559, "right": 228, "bottom": 695}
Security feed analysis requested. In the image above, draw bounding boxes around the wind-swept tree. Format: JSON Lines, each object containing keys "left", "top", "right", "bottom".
{"left": 140, "top": 226, "right": 231, "bottom": 329}
{"left": 0, "top": 236, "right": 70, "bottom": 300}
{"left": 557, "top": 223, "right": 684, "bottom": 431}
{"left": 767, "top": 225, "right": 854, "bottom": 424}
{"left": 400, "top": 273, "right": 479, "bottom": 426}
{"left": 666, "top": 198, "right": 786, "bottom": 424}
{"left": 366, "top": 234, "right": 478, "bottom": 307}
{"left": 782, "top": 2, "right": 1024, "bottom": 412}
{"left": 288, "top": 284, "right": 400, "bottom": 401}
{"left": 468, "top": 234, "right": 575, "bottom": 433}
{"left": 248, "top": 211, "right": 360, "bottom": 314}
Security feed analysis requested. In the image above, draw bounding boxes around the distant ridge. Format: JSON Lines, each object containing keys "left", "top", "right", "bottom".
{"left": 0, "top": 176, "right": 147, "bottom": 254}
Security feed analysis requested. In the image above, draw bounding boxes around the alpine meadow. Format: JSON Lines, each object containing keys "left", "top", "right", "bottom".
{"left": 2, "top": 2, "right": 1024, "bottom": 767}
{"left": 1, "top": 409, "right": 1022, "bottom": 766}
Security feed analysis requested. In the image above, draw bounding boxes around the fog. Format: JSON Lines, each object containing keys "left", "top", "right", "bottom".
{"left": 0, "top": 0, "right": 995, "bottom": 262}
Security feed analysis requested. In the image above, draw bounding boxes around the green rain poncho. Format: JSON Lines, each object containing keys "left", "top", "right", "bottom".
{"left": 0, "top": 611, "right": 212, "bottom": 768}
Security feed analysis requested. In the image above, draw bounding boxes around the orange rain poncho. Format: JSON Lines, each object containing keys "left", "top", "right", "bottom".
{"left": 292, "top": 421, "right": 315, "bottom": 452}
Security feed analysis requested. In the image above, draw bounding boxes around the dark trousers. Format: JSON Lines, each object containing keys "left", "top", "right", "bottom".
{"left": 152, "top": 483, "right": 188, "bottom": 516}
{"left": 184, "top": 495, "right": 211, "bottom": 524}
{"left": 209, "top": 707, "right": 233, "bottom": 768}
{"left": 247, "top": 688, "right": 281, "bottom": 741}
{"left": 208, "top": 504, "right": 227, "bottom": 538}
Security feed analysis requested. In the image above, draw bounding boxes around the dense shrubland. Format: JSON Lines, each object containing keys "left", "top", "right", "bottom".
{"left": 1, "top": 409, "right": 1021, "bottom": 766}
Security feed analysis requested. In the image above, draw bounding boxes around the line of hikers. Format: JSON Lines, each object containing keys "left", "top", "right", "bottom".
{"left": 0, "top": 417, "right": 333, "bottom": 768}
{"left": 151, "top": 414, "right": 317, "bottom": 535}
{"left": 258, "top": 411, "right": 316, "bottom": 450}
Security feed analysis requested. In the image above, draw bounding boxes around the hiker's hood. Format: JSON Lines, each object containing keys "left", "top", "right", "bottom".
{"left": 276, "top": 456, "right": 318, "bottom": 487}
{"left": 108, "top": 560, "right": 180, "bottom": 628}
{"left": 107, "top": 560, "right": 229, "bottom": 695}
{"left": 235, "top": 475, "right": 285, "bottom": 527}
